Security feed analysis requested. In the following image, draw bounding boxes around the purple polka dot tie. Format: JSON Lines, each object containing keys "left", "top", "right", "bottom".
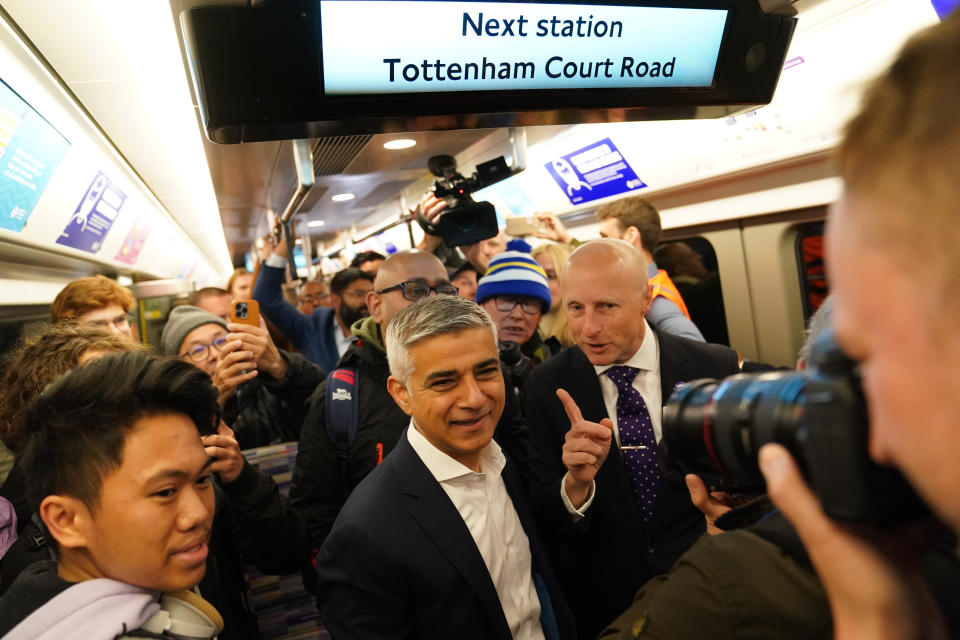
{"left": 605, "top": 365, "right": 659, "bottom": 524}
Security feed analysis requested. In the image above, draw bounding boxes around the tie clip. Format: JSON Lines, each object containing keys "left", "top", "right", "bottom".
{"left": 620, "top": 445, "right": 648, "bottom": 451}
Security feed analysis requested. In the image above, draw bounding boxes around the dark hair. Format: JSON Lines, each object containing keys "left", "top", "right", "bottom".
{"left": 330, "top": 267, "right": 374, "bottom": 296}
{"left": 21, "top": 351, "right": 220, "bottom": 512}
{"left": 595, "top": 197, "right": 662, "bottom": 252}
{"left": 349, "top": 251, "right": 386, "bottom": 269}
{"left": 0, "top": 323, "right": 141, "bottom": 455}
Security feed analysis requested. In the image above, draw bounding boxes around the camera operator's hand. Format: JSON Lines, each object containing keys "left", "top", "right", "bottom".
{"left": 760, "top": 443, "right": 950, "bottom": 640}
{"left": 415, "top": 192, "right": 446, "bottom": 252}
{"left": 226, "top": 316, "right": 288, "bottom": 381}
{"left": 685, "top": 474, "right": 733, "bottom": 535}
{"left": 533, "top": 212, "right": 572, "bottom": 244}
{"left": 558, "top": 388, "right": 613, "bottom": 510}
{"left": 203, "top": 420, "right": 245, "bottom": 485}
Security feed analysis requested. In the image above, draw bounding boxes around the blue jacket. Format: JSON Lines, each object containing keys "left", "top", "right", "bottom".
{"left": 253, "top": 263, "right": 341, "bottom": 372}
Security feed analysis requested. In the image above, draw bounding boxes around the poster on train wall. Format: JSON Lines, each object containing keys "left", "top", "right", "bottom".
{"left": 545, "top": 137, "right": 646, "bottom": 205}
{"left": 56, "top": 171, "right": 127, "bottom": 253}
{"left": 0, "top": 79, "right": 71, "bottom": 232}
{"left": 114, "top": 216, "right": 152, "bottom": 265}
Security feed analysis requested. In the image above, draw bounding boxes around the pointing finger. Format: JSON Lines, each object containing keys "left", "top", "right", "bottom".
{"left": 556, "top": 388, "right": 584, "bottom": 425}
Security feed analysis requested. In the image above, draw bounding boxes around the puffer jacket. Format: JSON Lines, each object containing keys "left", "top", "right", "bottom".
{"left": 223, "top": 350, "right": 324, "bottom": 450}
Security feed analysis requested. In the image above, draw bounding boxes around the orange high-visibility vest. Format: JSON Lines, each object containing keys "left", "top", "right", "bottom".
{"left": 649, "top": 269, "right": 692, "bottom": 320}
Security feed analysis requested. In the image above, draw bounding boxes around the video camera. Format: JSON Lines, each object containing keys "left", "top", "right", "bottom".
{"left": 418, "top": 154, "right": 513, "bottom": 248}
{"left": 661, "top": 329, "right": 927, "bottom": 526}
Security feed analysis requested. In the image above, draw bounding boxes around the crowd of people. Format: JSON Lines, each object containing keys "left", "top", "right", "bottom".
{"left": 0, "top": 12, "right": 958, "bottom": 640}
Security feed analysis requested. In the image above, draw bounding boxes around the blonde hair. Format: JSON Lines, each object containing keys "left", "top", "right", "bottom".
{"left": 532, "top": 242, "right": 575, "bottom": 348}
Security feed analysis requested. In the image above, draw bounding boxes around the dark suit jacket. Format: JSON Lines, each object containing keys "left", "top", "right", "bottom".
{"left": 317, "top": 430, "right": 576, "bottom": 640}
{"left": 525, "top": 326, "right": 740, "bottom": 639}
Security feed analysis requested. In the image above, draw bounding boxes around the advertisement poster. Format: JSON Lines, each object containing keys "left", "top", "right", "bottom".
{"left": 57, "top": 171, "right": 127, "bottom": 253}
{"left": 114, "top": 216, "right": 152, "bottom": 265}
{"left": 545, "top": 137, "right": 646, "bottom": 205}
{"left": 0, "top": 79, "right": 71, "bottom": 232}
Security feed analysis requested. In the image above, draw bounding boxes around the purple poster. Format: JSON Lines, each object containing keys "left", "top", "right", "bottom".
{"left": 57, "top": 171, "right": 126, "bottom": 253}
{"left": 545, "top": 137, "right": 646, "bottom": 205}
{"left": 114, "top": 216, "right": 151, "bottom": 265}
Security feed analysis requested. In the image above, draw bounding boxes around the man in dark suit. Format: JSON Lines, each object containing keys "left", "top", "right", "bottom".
{"left": 317, "top": 295, "right": 576, "bottom": 640}
{"left": 526, "top": 239, "right": 740, "bottom": 639}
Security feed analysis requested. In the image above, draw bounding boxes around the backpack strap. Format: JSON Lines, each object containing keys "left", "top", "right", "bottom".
{"left": 324, "top": 368, "right": 359, "bottom": 499}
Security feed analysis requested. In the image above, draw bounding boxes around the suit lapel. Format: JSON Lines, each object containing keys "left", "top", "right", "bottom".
{"left": 392, "top": 435, "right": 512, "bottom": 639}
{"left": 654, "top": 325, "right": 692, "bottom": 402}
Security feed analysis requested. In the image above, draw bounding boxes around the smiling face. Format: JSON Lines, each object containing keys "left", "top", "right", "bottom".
{"left": 57, "top": 413, "right": 215, "bottom": 591}
{"left": 562, "top": 242, "right": 653, "bottom": 366}
{"left": 387, "top": 327, "right": 504, "bottom": 471}
{"left": 827, "top": 194, "right": 960, "bottom": 528}
{"left": 178, "top": 323, "right": 227, "bottom": 377}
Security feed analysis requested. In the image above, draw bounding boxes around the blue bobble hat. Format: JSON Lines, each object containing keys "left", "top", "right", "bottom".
{"left": 475, "top": 239, "right": 552, "bottom": 312}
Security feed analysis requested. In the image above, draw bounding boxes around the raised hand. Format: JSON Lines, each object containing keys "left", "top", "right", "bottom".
{"left": 558, "top": 388, "right": 613, "bottom": 509}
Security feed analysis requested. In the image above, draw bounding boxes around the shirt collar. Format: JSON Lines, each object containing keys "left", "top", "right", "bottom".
{"left": 594, "top": 319, "right": 659, "bottom": 377}
{"left": 406, "top": 420, "right": 505, "bottom": 482}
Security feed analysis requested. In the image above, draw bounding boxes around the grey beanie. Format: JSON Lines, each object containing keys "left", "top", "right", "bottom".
{"left": 161, "top": 305, "right": 227, "bottom": 356}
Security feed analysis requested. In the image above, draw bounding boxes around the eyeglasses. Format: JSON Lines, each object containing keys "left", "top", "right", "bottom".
{"left": 300, "top": 293, "right": 331, "bottom": 304}
{"left": 182, "top": 336, "right": 228, "bottom": 363}
{"left": 88, "top": 313, "right": 132, "bottom": 330}
{"left": 493, "top": 296, "right": 542, "bottom": 315}
{"left": 377, "top": 280, "right": 458, "bottom": 302}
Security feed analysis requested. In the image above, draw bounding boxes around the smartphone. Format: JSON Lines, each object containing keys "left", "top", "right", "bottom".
{"left": 505, "top": 216, "right": 545, "bottom": 237}
{"left": 229, "top": 299, "right": 260, "bottom": 327}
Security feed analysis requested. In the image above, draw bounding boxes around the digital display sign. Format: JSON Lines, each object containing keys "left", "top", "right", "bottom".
{"left": 320, "top": 1, "right": 729, "bottom": 94}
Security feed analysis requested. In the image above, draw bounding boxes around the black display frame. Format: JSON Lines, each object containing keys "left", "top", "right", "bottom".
{"left": 181, "top": 0, "right": 796, "bottom": 143}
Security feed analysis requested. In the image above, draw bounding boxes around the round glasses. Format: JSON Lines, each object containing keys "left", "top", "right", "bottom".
{"left": 182, "top": 336, "right": 228, "bottom": 363}
{"left": 377, "top": 280, "right": 458, "bottom": 302}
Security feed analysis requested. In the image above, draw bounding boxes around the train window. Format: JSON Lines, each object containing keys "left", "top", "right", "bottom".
{"left": 654, "top": 237, "right": 728, "bottom": 346}
{"left": 794, "top": 221, "right": 828, "bottom": 323}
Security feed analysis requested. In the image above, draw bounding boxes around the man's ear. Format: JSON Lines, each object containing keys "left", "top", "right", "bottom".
{"left": 367, "top": 291, "right": 384, "bottom": 325}
{"left": 642, "top": 282, "right": 654, "bottom": 315}
{"left": 623, "top": 226, "right": 642, "bottom": 249}
{"left": 39, "top": 495, "right": 91, "bottom": 550}
{"left": 386, "top": 376, "right": 412, "bottom": 416}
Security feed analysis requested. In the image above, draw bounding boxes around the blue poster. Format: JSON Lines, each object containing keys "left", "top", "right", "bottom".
{"left": 57, "top": 171, "right": 127, "bottom": 253}
{"left": 545, "top": 138, "right": 646, "bottom": 205}
{"left": 0, "top": 79, "right": 71, "bottom": 232}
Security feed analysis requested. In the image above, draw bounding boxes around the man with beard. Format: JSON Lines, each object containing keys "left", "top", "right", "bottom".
{"left": 254, "top": 227, "right": 373, "bottom": 372}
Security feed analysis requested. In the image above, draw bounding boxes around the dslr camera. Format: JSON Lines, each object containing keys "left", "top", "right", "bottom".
{"left": 418, "top": 154, "right": 514, "bottom": 247}
{"left": 661, "top": 329, "right": 926, "bottom": 525}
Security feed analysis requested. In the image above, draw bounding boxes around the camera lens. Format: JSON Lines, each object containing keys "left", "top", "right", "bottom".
{"left": 662, "top": 372, "right": 808, "bottom": 489}
{"left": 236, "top": 303, "right": 247, "bottom": 318}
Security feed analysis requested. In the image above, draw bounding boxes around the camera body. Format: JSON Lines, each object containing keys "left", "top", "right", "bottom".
{"left": 423, "top": 155, "right": 512, "bottom": 247}
{"left": 661, "top": 330, "right": 926, "bottom": 525}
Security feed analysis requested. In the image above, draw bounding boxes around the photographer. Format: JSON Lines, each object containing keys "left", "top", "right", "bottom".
{"left": 598, "top": 297, "right": 960, "bottom": 639}
{"left": 755, "top": 14, "right": 960, "bottom": 640}
{"left": 416, "top": 191, "right": 508, "bottom": 273}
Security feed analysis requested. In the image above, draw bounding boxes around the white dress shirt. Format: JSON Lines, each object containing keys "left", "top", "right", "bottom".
{"left": 334, "top": 325, "right": 353, "bottom": 357}
{"left": 561, "top": 320, "right": 662, "bottom": 517}
{"left": 407, "top": 424, "right": 545, "bottom": 640}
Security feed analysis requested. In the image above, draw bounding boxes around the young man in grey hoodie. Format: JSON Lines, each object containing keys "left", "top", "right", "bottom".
{"left": 0, "top": 352, "right": 224, "bottom": 639}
